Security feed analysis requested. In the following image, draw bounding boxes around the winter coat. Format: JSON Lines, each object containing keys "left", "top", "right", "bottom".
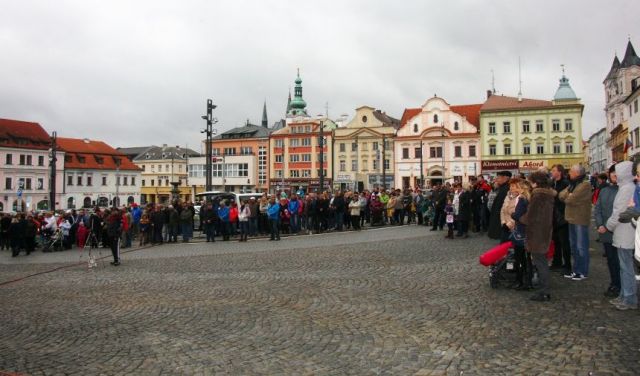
{"left": 558, "top": 178, "right": 592, "bottom": 226}
{"left": 179, "top": 208, "right": 193, "bottom": 225}
{"left": 519, "top": 188, "right": 556, "bottom": 254}
{"left": 229, "top": 207, "right": 239, "bottom": 223}
{"left": 218, "top": 206, "right": 230, "bottom": 223}
{"left": 455, "top": 191, "right": 472, "bottom": 221}
{"left": 500, "top": 192, "right": 519, "bottom": 230}
{"left": 552, "top": 178, "right": 569, "bottom": 228}
{"left": 201, "top": 206, "right": 219, "bottom": 225}
{"left": 488, "top": 184, "right": 509, "bottom": 239}
{"left": 330, "top": 196, "right": 345, "bottom": 213}
{"left": 267, "top": 203, "right": 280, "bottom": 220}
{"left": 606, "top": 161, "right": 636, "bottom": 250}
{"left": 348, "top": 200, "right": 361, "bottom": 216}
{"left": 168, "top": 209, "right": 179, "bottom": 226}
{"left": 593, "top": 183, "right": 617, "bottom": 244}
{"left": 510, "top": 196, "right": 528, "bottom": 245}
{"left": 238, "top": 206, "right": 250, "bottom": 222}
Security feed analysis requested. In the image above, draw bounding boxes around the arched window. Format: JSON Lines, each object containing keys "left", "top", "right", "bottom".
{"left": 83, "top": 197, "right": 92, "bottom": 208}
{"left": 454, "top": 121, "right": 459, "bottom": 131}
{"left": 36, "top": 200, "right": 49, "bottom": 210}
{"left": 362, "top": 115, "right": 368, "bottom": 123}
{"left": 112, "top": 197, "right": 120, "bottom": 208}
{"left": 97, "top": 197, "right": 108, "bottom": 207}
{"left": 433, "top": 114, "right": 439, "bottom": 124}
{"left": 67, "top": 197, "right": 76, "bottom": 209}
{"left": 127, "top": 196, "right": 135, "bottom": 205}
{"left": 0, "top": 202, "right": 4, "bottom": 212}
{"left": 413, "top": 124, "right": 418, "bottom": 133}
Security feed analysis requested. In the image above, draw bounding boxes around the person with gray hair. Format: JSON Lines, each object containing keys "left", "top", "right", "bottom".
{"left": 558, "top": 164, "right": 593, "bottom": 281}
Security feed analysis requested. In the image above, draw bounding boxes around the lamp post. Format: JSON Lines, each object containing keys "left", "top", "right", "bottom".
{"left": 441, "top": 122, "right": 446, "bottom": 183}
{"left": 48, "top": 131, "right": 57, "bottom": 211}
{"left": 318, "top": 120, "right": 325, "bottom": 193}
{"left": 354, "top": 134, "right": 358, "bottom": 192}
{"left": 419, "top": 141, "right": 424, "bottom": 189}
{"left": 201, "top": 99, "right": 217, "bottom": 192}
{"left": 114, "top": 157, "right": 121, "bottom": 208}
{"left": 381, "top": 134, "right": 386, "bottom": 190}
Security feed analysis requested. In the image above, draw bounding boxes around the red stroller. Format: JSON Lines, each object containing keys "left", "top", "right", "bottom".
{"left": 480, "top": 241, "right": 554, "bottom": 289}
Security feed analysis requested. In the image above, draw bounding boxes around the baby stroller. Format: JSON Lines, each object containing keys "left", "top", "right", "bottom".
{"left": 370, "top": 201, "right": 384, "bottom": 226}
{"left": 480, "top": 241, "right": 555, "bottom": 289}
{"left": 43, "top": 229, "right": 63, "bottom": 252}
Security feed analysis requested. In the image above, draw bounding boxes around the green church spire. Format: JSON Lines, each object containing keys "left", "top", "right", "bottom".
{"left": 287, "top": 69, "right": 308, "bottom": 117}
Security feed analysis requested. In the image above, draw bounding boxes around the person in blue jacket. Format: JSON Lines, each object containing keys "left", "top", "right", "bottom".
{"left": 288, "top": 195, "right": 300, "bottom": 234}
{"left": 218, "top": 201, "right": 231, "bottom": 241}
{"left": 267, "top": 196, "right": 281, "bottom": 241}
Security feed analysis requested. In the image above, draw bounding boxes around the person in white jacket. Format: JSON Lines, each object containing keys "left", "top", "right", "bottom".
{"left": 604, "top": 161, "right": 637, "bottom": 310}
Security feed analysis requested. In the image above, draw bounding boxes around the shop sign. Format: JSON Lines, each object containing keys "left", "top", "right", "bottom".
{"left": 481, "top": 160, "right": 518, "bottom": 171}
{"left": 519, "top": 159, "right": 546, "bottom": 171}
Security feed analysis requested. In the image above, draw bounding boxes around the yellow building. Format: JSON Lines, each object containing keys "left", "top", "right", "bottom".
{"left": 333, "top": 106, "right": 398, "bottom": 191}
{"left": 130, "top": 145, "right": 200, "bottom": 204}
{"left": 480, "top": 71, "right": 584, "bottom": 175}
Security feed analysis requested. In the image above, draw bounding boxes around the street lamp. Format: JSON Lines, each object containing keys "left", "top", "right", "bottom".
{"left": 441, "top": 122, "right": 446, "bottom": 184}
{"left": 318, "top": 120, "right": 325, "bottom": 193}
{"left": 48, "top": 131, "right": 57, "bottom": 211}
{"left": 420, "top": 141, "right": 424, "bottom": 190}
{"left": 201, "top": 99, "right": 217, "bottom": 192}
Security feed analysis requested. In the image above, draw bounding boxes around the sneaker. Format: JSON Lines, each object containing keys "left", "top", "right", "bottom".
{"left": 110, "top": 261, "right": 120, "bottom": 266}
{"left": 563, "top": 272, "right": 576, "bottom": 279}
{"left": 604, "top": 287, "right": 620, "bottom": 298}
{"left": 615, "top": 303, "right": 638, "bottom": 311}
{"left": 609, "top": 296, "right": 623, "bottom": 306}
{"left": 636, "top": 275, "right": 640, "bottom": 281}
{"left": 571, "top": 274, "right": 587, "bottom": 281}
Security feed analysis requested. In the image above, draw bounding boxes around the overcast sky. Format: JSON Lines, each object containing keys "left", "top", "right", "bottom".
{"left": 1, "top": 0, "right": 637, "bottom": 152}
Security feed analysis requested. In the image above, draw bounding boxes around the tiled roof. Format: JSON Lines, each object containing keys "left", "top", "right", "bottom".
{"left": 480, "top": 95, "right": 553, "bottom": 112}
{"left": 214, "top": 123, "right": 273, "bottom": 140}
{"left": 450, "top": 104, "right": 482, "bottom": 127}
{"left": 132, "top": 145, "right": 200, "bottom": 161}
{"left": 372, "top": 110, "right": 400, "bottom": 129}
{"left": 57, "top": 137, "right": 140, "bottom": 171}
{"left": 0, "top": 118, "right": 51, "bottom": 150}
{"left": 117, "top": 146, "right": 155, "bottom": 160}
{"left": 400, "top": 108, "right": 421, "bottom": 127}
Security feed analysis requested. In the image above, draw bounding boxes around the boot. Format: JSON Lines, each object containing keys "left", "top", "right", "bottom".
{"left": 446, "top": 228, "right": 454, "bottom": 239}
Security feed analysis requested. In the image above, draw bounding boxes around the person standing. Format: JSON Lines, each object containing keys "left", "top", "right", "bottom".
{"left": 248, "top": 197, "right": 259, "bottom": 237}
{"left": 218, "top": 202, "right": 231, "bottom": 241}
{"left": 202, "top": 202, "right": 218, "bottom": 242}
{"left": 348, "top": 195, "right": 361, "bottom": 231}
{"left": 267, "top": 196, "right": 281, "bottom": 241}
{"left": 488, "top": 171, "right": 512, "bottom": 241}
{"left": 179, "top": 203, "right": 193, "bottom": 242}
{"left": 331, "top": 191, "right": 345, "bottom": 231}
{"left": 509, "top": 178, "right": 533, "bottom": 290}
{"left": 559, "top": 165, "right": 592, "bottom": 281}
{"left": 238, "top": 200, "right": 251, "bottom": 242}
{"left": 520, "top": 172, "right": 556, "bottom": 301}
{"left": 594, "top": 167, "right": 620, "bottom": 298}
{"left": 550, "top": 164, "right": 571, "bottom": 273}
{"left": 605, "top": 161, "right": 638, "bottom": 310}
{"left": 454, "top": 183, "right": 471, "bottom": 238}
{"left": 106, "top": 208, "right": 123, "bottom": 266}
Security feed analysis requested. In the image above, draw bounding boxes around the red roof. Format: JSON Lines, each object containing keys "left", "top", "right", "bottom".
{"left": 481, "top": 95, "right": 553, "bottom": 111}
{"left": 450, "top": 104, "right": 482, "bottom": 127}
{"left": 0, "top": 118, "right": 51, "bottom": 150}
{"left": 57, "top": 137, "right": 140, "bottom": 171}
{"left": 400, "top": 108, "right": 421, "bottom": 127}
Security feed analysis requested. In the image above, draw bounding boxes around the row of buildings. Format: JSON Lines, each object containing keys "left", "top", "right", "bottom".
{"left": 6, "top": 45, "right": 619, "bottom": 211}
{"left": 588, "top": 39, "right": 640, "bottom": 173}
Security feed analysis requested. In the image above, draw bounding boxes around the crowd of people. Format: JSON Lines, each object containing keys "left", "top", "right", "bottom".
{"left": 2, "top": 163, "right": 639, "bottom": 310}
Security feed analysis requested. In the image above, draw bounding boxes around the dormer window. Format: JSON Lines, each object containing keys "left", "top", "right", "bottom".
{"left": 454, "top": 121, "right": 459, "bottom": 131}
{"left": 413, "top": 124, "right": 418, "bottom": 133}
{"left": 362, "top": 116, "right": 368, "bottom": 123}
{"left": 433, "top": 114, "right": 439, "bottom": 124}
{"left": 77, "top": 156, "right": 86, "bottom": 163}
{"left": 95, "top": 156, "right": 104, "bottom": 164}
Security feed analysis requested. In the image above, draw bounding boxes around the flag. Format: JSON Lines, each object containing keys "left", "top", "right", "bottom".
{"left": 624, "top": 138, "right": 633, "bottom": 154}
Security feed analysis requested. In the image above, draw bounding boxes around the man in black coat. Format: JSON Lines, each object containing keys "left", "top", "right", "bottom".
{"left": 550, "top": 164, "right": 571, "bottom": 272}
{"left": 487, "top": 171, "right": 512, "bottom": 241}
{"left": 430, "top": 185, "right": 447, "bottom": 231}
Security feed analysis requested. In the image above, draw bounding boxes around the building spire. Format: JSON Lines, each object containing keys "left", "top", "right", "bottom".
{"left": 517, "top": 56, "right": 523, "bottom": 102}
{"left": 261, "top": 100, "right": 268, "bottom": 127}
{"left": 621, "top": 38, "right": 640, "bottom": 67}
{"left": 287, "top": 69, "right": 308, "bottom": 117}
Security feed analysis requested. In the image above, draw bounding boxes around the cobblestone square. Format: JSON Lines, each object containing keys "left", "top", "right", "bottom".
{"left": 1, "top": 226, "right": 639, "bottom": 375}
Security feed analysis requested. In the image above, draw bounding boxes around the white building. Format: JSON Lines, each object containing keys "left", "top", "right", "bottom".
{"left": 0, "top": 119, "right": 64, "bottom": 212}
{"left": 396, "top": 96, "right": 482, "bottom": 188}
{"left": 625, "top": 78, "right": 640, "bottom": 160}
{"left": 57, "top": 138, "right": 141, "bottom": 209}
{"left": 588, "top": 128, "right": 608, "bottom": 174}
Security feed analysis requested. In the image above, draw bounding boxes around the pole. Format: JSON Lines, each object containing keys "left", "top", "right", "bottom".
{"left": 420, "top": 141, "right": 424, "bottom": 190}
{"left": 115, "top": 158, "right": 120, "bottom": 208}
{"left": 441, "top": 123, "right": 445, "bottom": 183}
{"left": 49, "top": 131, "right": 57, "bottom": 211}
{"left": 204, "top": 99, "right": 216, "bottom": 192}
{"left": 319, "top": 120, "right": 324, "bottom": 193}
{"left": 382, "top": 135, "right": 386, "bottom": 190}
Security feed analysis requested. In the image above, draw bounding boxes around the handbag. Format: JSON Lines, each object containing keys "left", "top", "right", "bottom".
{"left": 509, "top": 230, "right": 526, "bottom": 247}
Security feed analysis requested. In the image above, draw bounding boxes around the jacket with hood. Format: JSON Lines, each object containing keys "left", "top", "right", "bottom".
{"left": 606, "top": 161, "right": 636, "bottom": 249}
{"left": 558, "top": 176, "right": 592, "bottom": 226}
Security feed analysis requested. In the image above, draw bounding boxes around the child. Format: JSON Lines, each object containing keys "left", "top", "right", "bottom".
{"left": 76, "top": 221, "right": 89, "bottom": 249}
{"left": 444, "top": 198, "right": 454, "bottom": 239}
{"left": 139, "top": 213, "right": 150, "bottom": 246}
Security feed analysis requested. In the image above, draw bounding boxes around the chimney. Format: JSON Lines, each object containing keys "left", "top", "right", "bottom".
{"left": 486, "top": 90, "right": 493, "bottom": 99}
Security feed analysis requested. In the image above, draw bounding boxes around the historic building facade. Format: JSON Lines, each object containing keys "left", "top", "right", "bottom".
{"left": 396, "top": 97, "right": 482, "bottom": 188}
{"left": 480, "top": 70, "right": 584, "bottom": 175}
{"left": 588, "top": 127, "right": 608, "bottom": 174}
{"left": 0, "top": 119, "right": 64, "bottom": 212}
{"left": 57, "top": 138, "right": 141, "bottom": 209}
{"left": 624, "top": 77, "right": 640, "bottom": 160}
{"left": 604, "top": 39, "right": 640, "bottom": 163}
{"left": 333, "top": 106, "right": 398, "bottom": 191}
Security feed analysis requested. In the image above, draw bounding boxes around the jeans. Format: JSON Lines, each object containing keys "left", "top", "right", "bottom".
{"left": 181, "top": 223, "right": 192, "bottom": 242}
{"left": 249, "top": 217, "right": 258, "bottom": 236}
{"left": 269, "top": 218, "right": 280, "bottom": 240}
{"left": 290, "top": 213, "right": 299, "bottom": 233}
{"left": 204, "top": 223, "right": 215, "bottom": 242}
{"left": 617, "top": 248, "right": 638, "bottom": 306}
{"left": 552, "top": 225, "right": 571, "bottom": 271}
{"left": 239, "top": 221, "right": 249, "bottom": 239}
{"left": 568, "top": 224, "right": 590, "bottom": 276}
{"left": 334, "top": 212, "right": 344, "bottom": 231}
{"left": 603, "top": 242, "right": 621, "bottom": 291}
{"left": 456, "top": 220, "right": 469, "bottom": 236}
{"left": 532, "top": 252, "right": 550, "bottom": 295}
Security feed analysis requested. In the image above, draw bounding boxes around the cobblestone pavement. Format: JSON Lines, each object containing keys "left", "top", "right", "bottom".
{"left": 1, "top": 226, "right": 639, "bottom": 375}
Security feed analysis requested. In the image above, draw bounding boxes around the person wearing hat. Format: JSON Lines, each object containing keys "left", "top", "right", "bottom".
{"left": 488, "top": 171, "right": 512, "bottom": 241}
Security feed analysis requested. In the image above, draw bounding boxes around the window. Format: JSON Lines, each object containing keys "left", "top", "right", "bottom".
{"left": 275, "top": 170, "right": 283, "bottom": 178}
{"left": 26, "top": 155, "right": 32, "bottom": 165}
{"left": 241, "top": 147, "right": 252, "bottom": 155}
{"left": 67, "top": 175, "right": 73, "bottom": 186}
{"left": 373, "top": 159, "right": 379, "bottom": 170}
{"left": 165, "top": 179, "right": 169, "bottom": 186}
{"left": 224, "top": 147, "right": 236, "bottom": 155}
{"left": 77, "top": 175, "right": 83, "bottom": 186}
{"left": 77, "top": 156, "right": 85, "bottom": 163}
{"left": 301, "top": 138, "right": 311, "bottom": 146}
{"left": 565, "top": 142, "right": 573, "bottom": 153}
{"left": 19, "top": 155, "right": 25, "bottom": 165}
{"left": 302, "top": 170, "right": 311, "bottom": 177}
{"left": 290, "top": 170, "right": 300, "bottom": 178}
{"left": 142, "top": 179, "right": 146, "bottom": 187}
{"left": 212, "top": 148, "right": 220, "bottom": 156}
{"left": 102, "top": 176, "right": 107, "bottom": 186}
{"left": 351, "top": 160, "right": 358, "bottom": 171}
{"left": 433, "top": 114, "right": 439, "bottom": 123}
{"left": 635, "top": 99, "right": 638, "bottom": 113}
{"left": 489, "top": 145, "right": 496, "bottom": 156}
{"left": 536, "top": 143, "right": 544, "bottom": 154}
{"left": 5, "top": 177, "right": 11, "bottom": 190}
{"left": 415, "top": 147, "right": 422, "bottom": 158}
{"left": 351, "top": 142, "right": 358, "bottom": 152}
{"left": 362, "top": 160, "right": 368, "bottom": 171}
{"left": 488, "top": 122, "right": 496, "bottom": 134}
{"left": 454, "top": 121, "right": 459, "bottom": 131}
{"left": 384, "top": 159, "right": 390, "bottom": 170}
{"left": 150, "top": 165, "right": 155, "bottom": 172}
{"left": 454, "top": 145, "right": 462, "bottom": 158}
{"left": 429, "top": 147, "right": 442, "bottom": 158}
{"left": 212, "top": 163, "right": 223, "bottom": 177}
{"left": 158, "top": 165, "right": 162, "bottom": 172}
{"left": 304, "top": 125, "right": 311, "bottom": 132}
{"left": 301, "top": 154, "right": 311, "bottom": 162}
{"left": 503, "top": 122, "right": 511, "bottom": 134}
{"left": 553, "top": 143, "right": 561, "bottom": 154}
{"left": 402, "top": 148, "right": 410, "bottom": 159}
{"left": 123, "top": 177, "right": 128, "bottom": 186}
{"left": 469, "top": 145, "right": 476, "bottom": 157}
{"left": 413, "top": 124, "right": 418, "bottom": 133}
{"left": 522, "top": 121, "right": 530, "bottom": 133}
{"left": 37, "top": 178, "right": 43, "bottom": 190}
{"left": 362, "top": 115, "right": 368, "bottom": 123}
{"left": 339, "top": 143, "right": 345, "bottom": 152}
{"left": 165, "top": 164, "right": 169, "bottom": 172}
{"left": 25, "top": 178, "right": 31, "bottom": 190}
{"left": 87, "top": 176, "right": 92, "bottom": 186}
{"left": 340, "top": 160, "right": 346, "bottom": 172}
{"left": 274, "top": 139, "right": 284, "bottom": 148}
{"left": 564, "top": 119, "right": 573, "bottom": 132}
{"left": 536, "top": 120, "right": 544, "bottom": 132}
{"left": 274, "top": 155, "right": 283, "bottom": 163}
{"left": 5, "top": 154, "right": 12, "bottom": 165}
{"left": 551, "top": 119, "right": 561, "bottom": 132}
{"left": 372, "top": 142, "right": 379, "bottom": 150}
{"left": 504, "top": 144, "right": 511, "bottom": 155}
{"left": 151, "top": 179, "right": 155, "bottom": 186}
{"left": 290, "top": 139, "right": 300, "bottom": 147}
{"left": 37, "top": 155, "right": 44, "bottom": 166}
{"left": 290, "top": 154, "right": 300, "bottom": 162}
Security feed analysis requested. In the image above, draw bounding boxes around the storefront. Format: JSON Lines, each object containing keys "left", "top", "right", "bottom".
{"left": 519, "top": 159, "right": 547, "bottom": 174}
{"left": 481, "top": 160, "right": 519, "bottom": 177}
